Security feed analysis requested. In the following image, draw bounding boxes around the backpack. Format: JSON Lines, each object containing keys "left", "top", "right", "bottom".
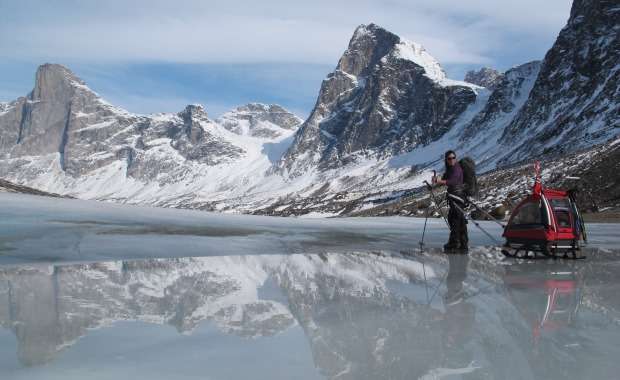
{"left": 459, "top": 157, "right": 478, "bottom": 198}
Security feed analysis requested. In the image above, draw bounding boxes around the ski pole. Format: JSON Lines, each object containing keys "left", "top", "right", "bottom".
{"left": 424, "top": 184, "right": 449, "bottom": 228}
{"left": 424, "top": 170, "right": 450, "bottom": 228}
{"left": 419, "top": 171, "right": 440, "bottom": 250}
{"left": 450, "top": 200, "right": 501, "bottom": 245}
{"left": 417, "top": 198, "right": 448, "bottom": 248}
{"left": 448, "top": 193, "right": 506, "bottom": 228}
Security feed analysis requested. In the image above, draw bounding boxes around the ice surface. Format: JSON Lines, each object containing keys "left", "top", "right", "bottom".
{"left": 0, "top": 192, "right": 504, "bottom": 264}
{"left": 1, "top": 193, "right": 620, "bottom": 379}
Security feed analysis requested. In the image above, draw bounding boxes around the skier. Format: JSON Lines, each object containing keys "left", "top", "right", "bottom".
{"left": 433, "top": 150, "right": 469, "bottom": 252}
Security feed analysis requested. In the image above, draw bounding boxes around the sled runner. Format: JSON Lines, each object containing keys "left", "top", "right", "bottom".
{"left": 501, "top": 162, "right": 587, "bottom": 260}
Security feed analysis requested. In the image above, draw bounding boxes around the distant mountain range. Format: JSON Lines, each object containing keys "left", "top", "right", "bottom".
{"left": 0, "top": 0, "right": 618, "bottom": 216}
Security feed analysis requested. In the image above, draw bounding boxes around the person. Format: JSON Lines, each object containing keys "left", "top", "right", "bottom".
{"left": 433, "top": 150, "right": 469, "bottom": 252}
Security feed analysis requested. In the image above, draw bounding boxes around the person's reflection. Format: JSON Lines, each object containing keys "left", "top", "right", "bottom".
{"left": 440, "top": 253, "right": 476, "bottom": 370}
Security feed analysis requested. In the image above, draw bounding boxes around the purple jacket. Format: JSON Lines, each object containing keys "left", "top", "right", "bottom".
{"left": 442, "top": 163, "right": 464, "bottom": 194}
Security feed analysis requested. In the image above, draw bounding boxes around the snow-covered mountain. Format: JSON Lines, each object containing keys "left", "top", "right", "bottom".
{"left": 0, "top": 0, "right": 618, "bottom": 215}
{"left": 278, "top": 23, "right": 480, "bottom": 177}
{"left": 496, "top": 0, "right": 619, "bottom": 165}
{"left": 217, "top": 103, "right": 302, "bottom": 139}
{"left": 464, "top": 67, "right": 504, "bottom": 90}
{"left": 0, "top": 64, "right": 302, "bottom": 209}
{"left": 459, "top": 61, "right": 542, "bottom": 169}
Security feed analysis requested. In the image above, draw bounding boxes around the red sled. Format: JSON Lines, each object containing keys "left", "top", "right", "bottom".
{"left": 501, "top": 162, "right": 587, "bottom": 259}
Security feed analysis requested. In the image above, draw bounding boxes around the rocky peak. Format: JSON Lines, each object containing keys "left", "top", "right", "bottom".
{"left": 238, "top": 103, "right": 271, "bottom": 113}
{"left": 0, "top": 63, "right": 138, "bottom": 175}
{"left": 174, "top": 104, "right": 209, "bottom": 143}
{"left": 31, "top": 64, "right": 89, "bottom": 102}
{"left": 178, "top": 104, "right": 208, "bottom": 123}
{"left": 336, "top": 23, "right": 401, "bottom": 77}
{"left": 217, "top": 103, "right": 302, "bottom": 139}
{"left": 37, "top": 63, "right": 78, "bottom": 78}
{"left": 387, "top": 39, "right": 447, "bottom": 82}
{"left": 339, "top": 24, "right": 448, "bottom": 83}
{"left": 279, "top": 24, "right": 477, "bottom": 176}
{"left": 464, "top": 67, "right": 504, "bottom": 90}
{"left": 0, "top": 64, "right": 94, "bottom": 161}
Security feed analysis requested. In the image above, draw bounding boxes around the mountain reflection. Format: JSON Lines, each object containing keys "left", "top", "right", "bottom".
{"left": 1, "top": 250, "right": 619, "bottom": 379}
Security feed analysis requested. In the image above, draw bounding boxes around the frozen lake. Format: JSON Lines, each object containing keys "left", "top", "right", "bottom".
{"left": 1, "top": 193, "right": 619, "bottom": 379}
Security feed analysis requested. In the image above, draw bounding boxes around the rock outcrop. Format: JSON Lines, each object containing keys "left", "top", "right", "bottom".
{"left": 464, "top": 67, "right": 504, "bottom": 90}
{"left": 278, "top": 24, "right": 480, "bottom": 177}
{"left": 0, "top": 65, "right": 299, "bottom": 200}
{"left": 498, "top": 0, "right": 620, "bottom": 164}
{"left": 217, "top": 103, "right": 302, "bottom": 139}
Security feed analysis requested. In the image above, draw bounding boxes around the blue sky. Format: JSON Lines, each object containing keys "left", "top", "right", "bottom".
{"left": 0, "top": 0, "right": 573, "bottom": 118}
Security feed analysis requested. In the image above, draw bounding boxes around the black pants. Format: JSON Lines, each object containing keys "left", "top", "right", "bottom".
{"left": 447, "top": 197, "right": 468, "bottom": 248}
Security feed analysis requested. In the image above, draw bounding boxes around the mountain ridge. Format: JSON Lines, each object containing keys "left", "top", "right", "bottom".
{"left": 278, "top": 23, "right": 481, "bottom": 177}
{"left": 0, "top": 2, "right": 618, "bottom": 216}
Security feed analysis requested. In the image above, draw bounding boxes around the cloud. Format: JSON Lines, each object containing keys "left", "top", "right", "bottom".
{"left": 0, "top": 1, "right": 573, "bottom": 116}
{"left": 1, "top": 0, "right": 572, "bottom": 70}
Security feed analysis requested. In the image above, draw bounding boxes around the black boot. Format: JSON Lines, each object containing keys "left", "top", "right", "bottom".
{"left": 458, "top": 243, "right": 469, "bottom": 253}
{"left": 459, "top": 232, "right": 469, "bottom": 253}
{"left": 444, "top": 240, "right": 460, "bottom": 252}
{"left": 444, "top": 229, "right": 460, "bottom": 252}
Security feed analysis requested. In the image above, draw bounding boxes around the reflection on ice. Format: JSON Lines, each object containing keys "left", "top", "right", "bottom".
{"left": 1, "top": 249, "right": 620, "bottom": 379}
